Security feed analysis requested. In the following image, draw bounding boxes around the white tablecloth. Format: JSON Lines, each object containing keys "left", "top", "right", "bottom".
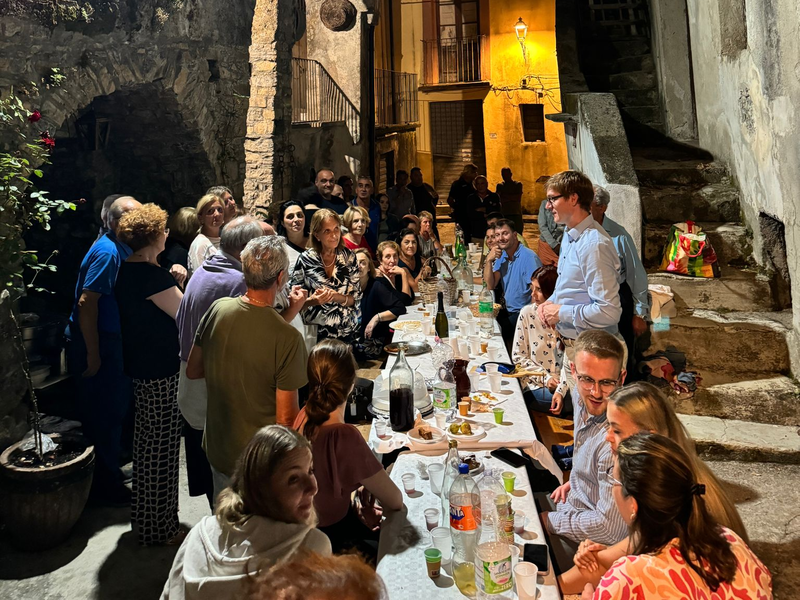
{"left": 377, "top": 452, "right": 562, "bottom": 600}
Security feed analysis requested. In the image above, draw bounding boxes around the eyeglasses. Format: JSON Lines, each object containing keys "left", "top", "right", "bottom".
{"left": 545, "top": 194, "right": 564, "bottom": 206}
{"left": 576, "top": 374, "right": 620, "bottom": 392}
{"left": 604, "top": 465, "right": 624, "bottom": 488}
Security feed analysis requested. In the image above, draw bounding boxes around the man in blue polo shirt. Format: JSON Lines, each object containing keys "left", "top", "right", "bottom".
{"left": 483, "top": 218, "right": 542, "bottom": 349}
{"left": 66, "top": 195, "right": 141, "bottom": 505}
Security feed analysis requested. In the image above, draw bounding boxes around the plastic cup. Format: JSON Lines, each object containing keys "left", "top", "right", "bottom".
{"left": 514, "top": 562, "right": 538, "bottom": 600}
{"left": 462, "top": 290, "right": 472, "bottom": 305}
{"left": 514, "top": 510, "right": 526, "bottom": 534}
{"left": 427, "top": 463, "right": 445, "bottom": 496}
{"left": 487, "top": 344, "right": 500, "bottom": 360}
{"left": 430, "top": 527, "right": 452, "bottom": 562}
{"left": 469, "top": 336, "right": 481, "bottom": 355}
{"left": 424, "top": 508, "right": 440, "bottom": 531}
{"left": 480, "top": 340, "right": 489, "bottom": 353}
{"left": 510, "top": 545, "right": 520, "bottom": 571}
{"left": 424, "top": 547, "right": 442, "bottom": 578}
{"left": 493, "top": 407, "right": 504, "bottom": 424}
{"left": 468, "top": 320, "right": 478, "bottom": 336}
{"left": 422, "top": 319, "right": 433, "bottom": 335}
{"left": 468, "top": 372, "right": 481, "bottom": 392}
{"left": 459, "top": 321, "right": 470, "bottom": 336}
{"left": 458, "top": 401, "right": 470, "bottom": 417}
{"left": 449, "top": 337, "right": 460, "bottom": 354}
{"left": 374, "top": 421, "right": 387, "bottom": 438}
{"left": 469, "top": 243, "right": 478, "bottom": 253}
{"left": 502, "top": 471, "right": 516, "bottom": 493}
{"left": 401, "top": 473, "right": 417, "bottom": 495}
{"left": 458, "top": 339, "right": 470, "bottom": 359}
{"left": 485, "top": 363, "right": 499, "bottom": 374}
{"left": 434, "top": 412, "right": 447, "bottom": 429}
{"left": 488, "top": 372, "right": 503, "bottom": 392}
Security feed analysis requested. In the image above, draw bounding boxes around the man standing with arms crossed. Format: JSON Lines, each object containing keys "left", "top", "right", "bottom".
{"left": 537, "top": 171, "right": 622, "bottom": 412}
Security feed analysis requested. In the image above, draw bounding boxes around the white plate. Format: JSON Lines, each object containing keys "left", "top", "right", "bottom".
{"left": 407, "top": 426, "right": 446, "bottom": 445}
{"left": 390, "top": 320, "right": 422, "bottom": 332}
{"left": 445, "top": 423, "right": 486, "bottom": 442}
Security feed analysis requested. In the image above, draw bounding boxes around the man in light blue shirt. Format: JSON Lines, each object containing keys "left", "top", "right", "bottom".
{"left": 484, "top": 218, "right": 542, "bottom": 348}
{"left": 537, "top": 171, "right": 622, "bottom": 408}
{"left": 592, "top": 185, "right": 650, "bottom": 373}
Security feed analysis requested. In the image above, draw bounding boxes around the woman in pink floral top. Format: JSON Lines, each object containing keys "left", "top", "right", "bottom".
{"left": 583, "top": 433, "right": 772, "bottom": 600}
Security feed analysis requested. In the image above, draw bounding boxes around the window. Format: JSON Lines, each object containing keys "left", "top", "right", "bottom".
{"left": 520, "top": 104, "right": 545, "bottom": 142}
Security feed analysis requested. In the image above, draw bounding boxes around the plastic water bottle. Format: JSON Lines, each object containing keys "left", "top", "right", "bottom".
{"left": 432, "top": 358, "right": 457, "bottom": 410}
{"left": 474, "top": 469, "right": 513, "bottom": 598}
{"left": 450, "top": 463, "right": 480, "bottom": 597}
{"left": 479, "top": 281, "right": 494, "bottom": 337}
{"left": 440, "top": 439, "right": 460, "bottom": 526}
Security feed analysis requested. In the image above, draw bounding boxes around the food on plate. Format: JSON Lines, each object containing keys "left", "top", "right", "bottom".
{"left": 449, "top": 423, "right": 461, "bottom": 435}
{"left": 471, "top": 401, "right": 491, "bottom": 413}
{"left": 463, "top": 454, "right": 481, "bottom": 471}
{"left": 393, "top": 320, "right": 421, "bottom": 332}
{"left": 418, "top": 427, "right": 433, "bottom": 441}
{"left": 460, "top": 422, "right": 473, "bottom": 435}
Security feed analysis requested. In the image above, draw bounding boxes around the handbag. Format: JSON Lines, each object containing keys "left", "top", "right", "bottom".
{"left": 659, "top": 221, "right": 720, "bottom": 278}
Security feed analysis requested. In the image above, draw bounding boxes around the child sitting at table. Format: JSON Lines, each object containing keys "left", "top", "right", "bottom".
{"left": 511, "top": 265, "right": 572, "bottom": 416}
{"left": 294, "top": 339, "right": 403, "bottom": 558}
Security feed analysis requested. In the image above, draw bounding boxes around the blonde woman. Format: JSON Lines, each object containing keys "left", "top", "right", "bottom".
{"left": 187, "top": 194, "right": 225, "bottom": 278}
{"left": 558, "top": 382, "right": 748, "bottom": 594}
{"left": 342, "top": 205, "right": 373, "bottom": 255}
{"left": 161, "top": 425, "right": 330, "bottom": 600}
{"left": 291, "top": 209, "right": 361, "bottom": 343}
{"left": 417, "top": 210, "right": 442, "bottom": 259}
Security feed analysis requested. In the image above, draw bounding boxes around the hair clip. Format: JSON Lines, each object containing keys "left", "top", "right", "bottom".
{"left": 691, "top": 483, "right": 706, "bottom": 496}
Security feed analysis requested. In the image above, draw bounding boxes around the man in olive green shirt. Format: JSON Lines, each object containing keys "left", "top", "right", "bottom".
{"left": 187, "top": 236, "right": 308, "bottom": 499}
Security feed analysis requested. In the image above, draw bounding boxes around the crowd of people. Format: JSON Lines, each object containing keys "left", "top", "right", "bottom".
{"left": 63, "top": 166, "right": 772, "bottom": 599}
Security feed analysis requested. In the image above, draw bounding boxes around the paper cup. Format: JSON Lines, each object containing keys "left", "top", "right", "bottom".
{"left": 468, "top": 372, "right": 481, "bottom": 392}
{"left": 430, "top": 527, "right": 452, "bottom": 562}
{"left": 469, "top": 336, "right": 481, "bottom": 355}
{"left": 485, "top": 363, "right": 499, "bottom": 374}
{"left": 434, "top": 412, "right": 447, "bottom": 429}
{"left": 428, "top": 463, "right": 445, "bottom": 496}
{"left": 487, "top": 344, "right": 500, "bottom": 361}
{"left": 488, "top": 372, "right": 502, "bottom": 392}
{"left": 514, "top": 562, "right": 538, "bottom": 600}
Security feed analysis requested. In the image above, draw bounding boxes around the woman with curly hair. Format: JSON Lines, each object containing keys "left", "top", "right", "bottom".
{"left": 161, "top": 425, "right": 330, "bottom": 600}
{"left": 115, "top": 203, "right": 185, "bottom": 546}
{"left": 580, "top": 433, "right": 771, "bottom": 600}
{"left": 293, "top": 340, "right": 402, "bottom": 556}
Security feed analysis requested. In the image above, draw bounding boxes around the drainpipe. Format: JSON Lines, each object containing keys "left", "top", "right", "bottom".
{"left": 366, "top": 13, "right": 376, "bottom": 183}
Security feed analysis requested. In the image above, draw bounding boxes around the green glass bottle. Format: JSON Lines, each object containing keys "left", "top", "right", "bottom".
{"left": 435, "top": 291, "right": 449, "bottom": 339}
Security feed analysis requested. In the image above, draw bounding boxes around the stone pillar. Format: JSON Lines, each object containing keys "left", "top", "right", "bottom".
{"left": 0, "top": 291, "right": 30, "bottom": 451}
{"left": 243, "top": 0, "right": 296, "bottom": 213}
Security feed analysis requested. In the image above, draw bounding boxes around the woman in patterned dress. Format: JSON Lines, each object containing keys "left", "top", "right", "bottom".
{"left": 511, "top": 265, "right": 571, "bottom": 415}
{"left": 291, "top": 209, "right": 361, "bottom": 343}
{"left": 579, "top": 433, "right": 772, "bottom": 600}
{"left": 116, "top": 204, "right": 185, "bottom": 546}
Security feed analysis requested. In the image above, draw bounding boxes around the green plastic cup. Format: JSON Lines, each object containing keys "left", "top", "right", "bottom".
{"left": 424, "top": 547, "right": 442, "bottom": 578}
{"left": 502, "top": 471, "right": 516, "bottom": 493}
{"left": 493, "top": 407, "right": 504, "bottom": 424}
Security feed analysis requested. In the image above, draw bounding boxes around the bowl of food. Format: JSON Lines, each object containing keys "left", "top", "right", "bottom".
{"left": 408, "top": 425, "right": 445, "bottom": 445}
{"left": 445, "top": 421, "right": 486, "bottom": 442}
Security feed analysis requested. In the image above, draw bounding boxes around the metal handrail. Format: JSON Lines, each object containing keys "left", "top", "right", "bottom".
{"left": 375, "top": 69, "right": 419, "bottom": 127}
{"left": 291, "top": 57, "right": 360, "bottom": 142}
{"left": 422, "top": 35, "right": 487, "bottom": 85}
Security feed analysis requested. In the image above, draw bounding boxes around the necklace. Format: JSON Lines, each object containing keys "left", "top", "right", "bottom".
{"left": 243, "top": 294, "right": 270, "bottom": 307}
{"left": 321, "top": 250, "right": 336, "bottom": 268}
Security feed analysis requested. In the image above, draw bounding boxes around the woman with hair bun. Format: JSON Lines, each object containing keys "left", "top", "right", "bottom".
{"left": 161, "top": 425, "right": 330, "bottom": 600}
{"left": 294, "top": 340, "right": 403, "bottom": 556}
{"left": 581, "top": 433, "right": 771, "bottom": 600}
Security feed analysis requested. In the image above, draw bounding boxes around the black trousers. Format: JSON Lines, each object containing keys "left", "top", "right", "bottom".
{"left": 497, "top": 308, "right": 520, "bottom": 353}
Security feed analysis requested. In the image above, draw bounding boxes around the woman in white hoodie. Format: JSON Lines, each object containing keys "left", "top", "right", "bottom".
{"left": 161, "top": 425, "right": 331, "bottom": 600}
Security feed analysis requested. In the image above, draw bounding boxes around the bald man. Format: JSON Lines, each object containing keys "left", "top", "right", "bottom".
{"left": 66, "top": 195, "right": 141, "bottom": 506}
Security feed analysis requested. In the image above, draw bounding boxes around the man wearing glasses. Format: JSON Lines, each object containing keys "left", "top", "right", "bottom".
{"left": 536, "top": 170, "right": 623, "bottom": 402}
{"left": 537, "top": 330, "right": 628, "bottom": 574}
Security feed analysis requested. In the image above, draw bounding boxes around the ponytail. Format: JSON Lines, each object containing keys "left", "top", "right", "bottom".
{"left": 303, "top": 339, "right": 358, "bottom": 441}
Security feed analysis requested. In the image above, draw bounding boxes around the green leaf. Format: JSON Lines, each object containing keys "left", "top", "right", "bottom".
{"left": 33, "top": 169, "right": 43, "bottom": 178}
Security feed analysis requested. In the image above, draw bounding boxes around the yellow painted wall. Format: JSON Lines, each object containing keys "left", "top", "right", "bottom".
{"left": 398, "top": 0, "right": 568, "bottom": 214}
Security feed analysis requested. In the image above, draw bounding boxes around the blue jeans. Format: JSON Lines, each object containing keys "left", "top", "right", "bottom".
{"left": 66, "top": 326, "right": 132, "bottom": 490}
{"left": 524, "top": 386, "right": 573, "bottom": 417}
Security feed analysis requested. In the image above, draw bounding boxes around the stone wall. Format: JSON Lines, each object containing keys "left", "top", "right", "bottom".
{"left": 0, "top": 291, "right": 30, "bottom": 451}
{"left": 684, "top": 0, "right": 800, "bottom": 371}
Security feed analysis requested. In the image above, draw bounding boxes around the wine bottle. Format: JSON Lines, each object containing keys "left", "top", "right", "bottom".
{"left": 435, "top": 291, "right": 449, "bottom": 340}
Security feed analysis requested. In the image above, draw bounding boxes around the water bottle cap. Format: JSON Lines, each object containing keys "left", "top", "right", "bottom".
{"left": 458, "top": 463, "right": 469, "bottom": 474}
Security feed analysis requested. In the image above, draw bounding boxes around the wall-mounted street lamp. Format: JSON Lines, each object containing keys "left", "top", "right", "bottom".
{"left": 514, "top": 17, "right": 528, "bottom": 68}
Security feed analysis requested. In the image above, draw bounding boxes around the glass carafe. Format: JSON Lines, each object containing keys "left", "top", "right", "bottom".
{"left": 389, "top": 344, "right": 415, "bottom": 431}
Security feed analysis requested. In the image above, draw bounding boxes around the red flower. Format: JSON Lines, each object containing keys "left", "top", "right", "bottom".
{"left": 28, "top": 110, "right": 42, "bottom": 123}
{"left": 40, "top": 131, "right": 55, "bottom": 150}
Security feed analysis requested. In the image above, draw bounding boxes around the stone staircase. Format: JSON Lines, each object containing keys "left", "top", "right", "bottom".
{"left": 635, "top": 144, "right": 800, "bottom": 432}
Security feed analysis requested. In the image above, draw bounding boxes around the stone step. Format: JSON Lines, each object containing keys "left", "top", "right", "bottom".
{"left": 611, "top": 87, "right": 659, "bottom": 107}
{"left": 640, "top": 183, "right": 741, "bottom": 223}
{"left": 679, "top": 414, "right": 800, "bottom": 464}
{"left": 670, "top": 372, "right": 800, "bottom": 427}
{"left": 634, "top": 156, "right": 729, "bottom": 186}
{"left": 608, "top": 70, "right": 656, "bottom": 90}
{"left": 620, "top": 105, "right": 662, "bottom": 126}
{"left": 644, "top": 222, "right": 752, "bottom": 268}
{"left": 649, "top": 309, "right": 791, "bottom": 376}
{"left": 647, "top": 267, "right": 775, "bottom": 312}
{"left": 609, "top": 54, "right": 654, "bottom": 74}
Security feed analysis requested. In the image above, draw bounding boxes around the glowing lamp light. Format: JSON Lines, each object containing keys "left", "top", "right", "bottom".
{"left": 514, "top": 17, "right": 528, "bottom": 42}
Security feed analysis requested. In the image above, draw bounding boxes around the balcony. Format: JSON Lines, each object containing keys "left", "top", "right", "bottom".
{"left": 421, "top": 36, "right": 488, "bottom": 88}
{"left": 375, "top": 69, "right": 419, "bottom": 129}
{"left": 291, "top": 57, "right": 360, "bottom": 142}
